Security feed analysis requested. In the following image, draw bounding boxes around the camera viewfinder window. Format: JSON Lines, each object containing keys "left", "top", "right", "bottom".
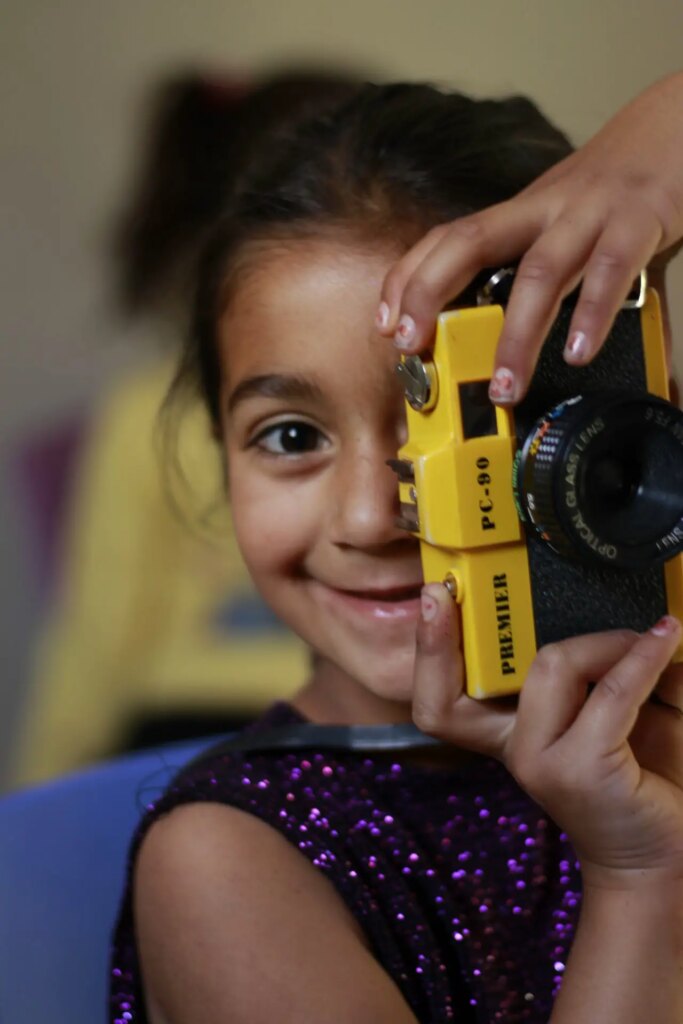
{"left": 459, "top": 381, "right": 498, "bottom": 439}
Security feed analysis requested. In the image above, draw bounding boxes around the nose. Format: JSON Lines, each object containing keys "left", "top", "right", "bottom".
{"left": 330, "top": 441, "right": 405, "bottom": 551}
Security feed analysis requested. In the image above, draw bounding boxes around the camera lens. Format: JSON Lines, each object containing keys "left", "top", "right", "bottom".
{"left": 513, "top": 393, "right": 683, "bottom": 569}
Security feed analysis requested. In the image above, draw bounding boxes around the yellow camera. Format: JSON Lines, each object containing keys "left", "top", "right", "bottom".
{"left": 392, "top": 270, "right": 683, "bottom": 699}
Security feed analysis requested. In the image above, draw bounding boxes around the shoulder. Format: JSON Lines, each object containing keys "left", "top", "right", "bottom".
{"left": 135, "top": 802, "right": 417, "bottom": 1024}
{"left": 135, "top": 800, "right": 350, "bottom": 922}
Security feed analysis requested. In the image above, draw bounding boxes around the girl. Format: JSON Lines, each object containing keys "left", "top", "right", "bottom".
{"left": 110, "top": 79, "right": 683, "bottom": 1023}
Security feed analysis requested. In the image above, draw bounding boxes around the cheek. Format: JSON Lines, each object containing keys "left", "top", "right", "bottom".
{"left": 228, "top": 467, "right": 317, "bottom": 581}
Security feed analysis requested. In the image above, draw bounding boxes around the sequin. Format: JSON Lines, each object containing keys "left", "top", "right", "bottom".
{"left": 109, "top": 702, "right": 580, "bottom": 1023}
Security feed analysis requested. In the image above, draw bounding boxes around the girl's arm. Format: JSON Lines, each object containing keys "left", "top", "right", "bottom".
{"left": 378, "top": 71, "right": 683, "bottom": 403}
{"left": 414, "top": 583, "right": 683, "bottom": 1022}
{"left": 135, "top": 802, "right": 420, "bottom": 1024}
{"left": 550, "top": 877, "right": 683, "bottom": 1022}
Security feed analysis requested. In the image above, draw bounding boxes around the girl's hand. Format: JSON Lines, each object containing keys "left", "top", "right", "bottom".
{"left": 378, "top": 72, "right": 683, "bottom": 405}
{"left": 415, "top": 584, "right": 683, "bottom": 888}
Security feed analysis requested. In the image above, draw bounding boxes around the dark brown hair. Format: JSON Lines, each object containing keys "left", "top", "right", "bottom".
{"left": 114, "top": 69, "right": 363, "bottom": 317}
{"left": 170, "top": 81, "right": 573, "bottom": 430}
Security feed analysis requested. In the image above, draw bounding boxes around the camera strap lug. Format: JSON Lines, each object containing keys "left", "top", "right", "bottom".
{"left": 622, "top": 270, "right": 648, "bottom": 309}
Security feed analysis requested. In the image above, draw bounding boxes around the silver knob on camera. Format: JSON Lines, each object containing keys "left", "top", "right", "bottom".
{"left": 395, "top": 356, "right": 439, "bottom": 412}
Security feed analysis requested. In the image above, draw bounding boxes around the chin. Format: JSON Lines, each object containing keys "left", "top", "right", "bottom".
{"left": 353, "top": 653, "right": 416, "bottom": 705}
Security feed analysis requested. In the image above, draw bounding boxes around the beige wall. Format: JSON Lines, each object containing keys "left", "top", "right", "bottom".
{"left": 1, "top": 0, "right": 682, "bottom": 782}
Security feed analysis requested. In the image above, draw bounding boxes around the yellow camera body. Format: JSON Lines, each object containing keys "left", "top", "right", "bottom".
{"left": 394, "top": 286, "right": 683, "bottom": 699}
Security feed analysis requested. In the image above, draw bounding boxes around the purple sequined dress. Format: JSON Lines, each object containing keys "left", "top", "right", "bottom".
{"left": 110, "top": 702, "right": 580, "bottom": 1023}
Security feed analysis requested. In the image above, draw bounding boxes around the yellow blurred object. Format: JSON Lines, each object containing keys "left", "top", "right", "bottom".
{"left": 12, "top": 358, "right": 307, "bottom": 785}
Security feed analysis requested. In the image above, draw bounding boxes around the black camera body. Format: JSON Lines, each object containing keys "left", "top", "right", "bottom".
{"left": 393, "top": 273, "right": 683, "bottom": 698}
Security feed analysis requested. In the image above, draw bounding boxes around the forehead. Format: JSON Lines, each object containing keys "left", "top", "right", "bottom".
{"left": 218, "top": 236, "right": 402, "bottom": 401}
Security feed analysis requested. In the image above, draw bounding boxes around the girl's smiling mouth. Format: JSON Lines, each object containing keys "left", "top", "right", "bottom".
{"left": 311, "top": 579, "right": 423, "bottom": 621}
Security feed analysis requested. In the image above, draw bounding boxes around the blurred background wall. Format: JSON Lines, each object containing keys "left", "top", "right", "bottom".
{"left": 2, "top": 0, "right": 682, "bottom": 787}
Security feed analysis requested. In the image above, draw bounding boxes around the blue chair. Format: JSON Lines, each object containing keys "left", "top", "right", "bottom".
{"left": 0, "top": 737, "right": 219, "bottom": 1024}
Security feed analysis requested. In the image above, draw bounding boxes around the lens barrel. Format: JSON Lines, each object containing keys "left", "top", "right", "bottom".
{"left": 513, "top": 393, "right": 683, "bottom": 569}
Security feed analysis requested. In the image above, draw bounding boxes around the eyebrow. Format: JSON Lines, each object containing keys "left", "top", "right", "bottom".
{"left": 226, "top": 373, "right": 325, "bottom": 414}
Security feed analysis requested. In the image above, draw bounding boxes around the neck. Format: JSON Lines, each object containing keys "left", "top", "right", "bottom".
{"left": 291, "top": 656, "right": 414, "bottom": 726}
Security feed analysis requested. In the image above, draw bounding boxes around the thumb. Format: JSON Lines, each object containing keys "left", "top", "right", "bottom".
{"left": 411, "top": 583, "right": 464, "bottom": 737}
{"left": 412, "top": 583, "right": 517, "bottom": 757}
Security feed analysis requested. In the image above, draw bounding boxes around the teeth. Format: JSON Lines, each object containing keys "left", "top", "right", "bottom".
{"left": 351, "top": 587, "right": 421, "bottom": 601}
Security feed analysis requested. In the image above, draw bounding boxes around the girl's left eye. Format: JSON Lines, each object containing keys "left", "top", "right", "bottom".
{"left": 252, "top": 420, "right": 329, "bottom": 456}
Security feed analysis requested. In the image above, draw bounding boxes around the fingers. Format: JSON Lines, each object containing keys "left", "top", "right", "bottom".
{"left": 379, "top": 194, "right": 665, "bottom": 408}
{"left": 488, "top": 210, "right": 601, "bottom": 402}
{"left": 377, "top": 225, "right": 449, "bottom": 337}
{"left": 510, "top": 630, "right": 639, "bottom": 766}
{"left": 575, "top": 616, "right": 682, "bottom": 752}
{"left": 378, "top": 197, "right": 546, "bottom": 353}
{"left": 508, "top": 621, "right": 681, "bottom": 797}
{"left": 561, "top": 209, "right": 663, "bottom": 371}
{"left": 414, "top": 607, "right": 681, "bottom": 783}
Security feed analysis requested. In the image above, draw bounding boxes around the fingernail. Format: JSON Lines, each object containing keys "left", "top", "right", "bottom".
{"left": 376, "top": 301, "right": 390, "bottom": 331}
{"left": 421, "top": 588, "right": 439, "bottom": 622}
{"left": 650, "top": 615, "right": 680, "bottom": 637}
{"left": 394, "top": 314, "right": 417, "bottom": 352}
{"left": 564, "top": 331, "right": 589, "bottom": 363}
{"left": 488, "top": 367, "right": 517, "bottom": 404}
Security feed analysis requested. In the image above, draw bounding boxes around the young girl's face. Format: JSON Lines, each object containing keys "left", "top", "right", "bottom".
{"left": 218, "top": 236, "right": 424, "bottom": 710}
